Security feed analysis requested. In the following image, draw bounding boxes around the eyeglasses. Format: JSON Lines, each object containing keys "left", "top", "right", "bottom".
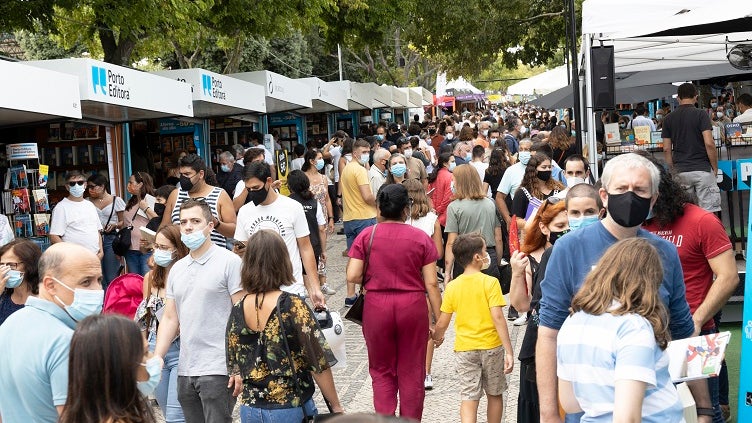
{"left": 538, "top": 196, "right": 563, "bottom": 214}
{"left": 68, "top": 181, "right": 85, "bottom": 186}
{"left": 0, "top": 262, "right": 21, "bottom": 269}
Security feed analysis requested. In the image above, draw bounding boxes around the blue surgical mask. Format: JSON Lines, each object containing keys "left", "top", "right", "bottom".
{"left": 53, "top": 277, "right": 104, "bottom": 322}
{"left": 376, "top": 134, "right": 384, "bottom": 141}
{"left": 359, "top": 153, "right": 370, "bottom": 165}
{"left": 5, "top": 270, "right": 24, "bottom": 289}
{"left": 390, "top": 163, "right": 407, "bottom": 177}
{"left": 448, "top": 162, "right": 456, "bottom": 172}
{"left": 220, "top": 164, "right": 231, "bottom": 173}
{"left": 152, "top": 248, "right": 175, "bottom": 267}
{"left": 315, "top": 159, "right": 325, "bottom": 171}
{"left": 137, "top": 356, "right": 164, "bottom": 396}
{"left": 490, "top": 137, "right": 498, "bottom": 146}
{"left": 518, "top": 151, "right": 531, "bottom": 165}
{"left": 69, "top": 183, "right": 85, "bottom": 198}
{"left": 646, "top": 206, "right": 655, "bottom": 221}
{"left": 181, "top": 227, "right": 208, "bottom": 251}
{"left": 465, "top": 153, "right": 473, "bottom": 162}
{"left": 568, "top": 215, "right": 599, "bottom": 231}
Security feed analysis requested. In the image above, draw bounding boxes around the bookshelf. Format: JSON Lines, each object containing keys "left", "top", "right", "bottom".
{"left": 3, "top": 151, "right": 51, "bottom": 252}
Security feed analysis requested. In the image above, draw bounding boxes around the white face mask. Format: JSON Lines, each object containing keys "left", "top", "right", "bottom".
{"left": 404, "top": 148, "right": 413, "bottom": 159}
{"left": 566, "top": 176, "right": 587, "bottom": 187}
{"left": 445, "top": 133, "right": 454, "bottom": 140}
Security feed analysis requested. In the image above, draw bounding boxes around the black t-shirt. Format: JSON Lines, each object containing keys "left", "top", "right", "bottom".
{"left": 484, "top": 168, "right": 505, "bottom": 200}
{"left": 288, "top": 193, "right": 321, "bottom": 255}
{"left": 661, "top": 104, "right": 713, "bottom": 173}
{"left": 518, "top": 248, "right": 551, "bottom": 362}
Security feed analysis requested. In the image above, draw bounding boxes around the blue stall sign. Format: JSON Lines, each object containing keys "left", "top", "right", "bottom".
{"left": 718, "top": 160, "right": 735, "bottom": 191}
{"left": 740, "top": 195, "right": 752, "bottom": 421}
{"left": 736, "top": 158, "right": 752, "bottom": 191}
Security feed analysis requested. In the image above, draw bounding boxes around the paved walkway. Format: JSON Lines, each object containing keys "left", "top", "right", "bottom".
{"left": 155, "top": 227, "right": 527, "bottom": 422}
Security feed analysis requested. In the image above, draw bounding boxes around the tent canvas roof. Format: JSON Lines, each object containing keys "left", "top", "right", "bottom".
{"left": 507, "top": 65, "right": 569, "bottom": 96}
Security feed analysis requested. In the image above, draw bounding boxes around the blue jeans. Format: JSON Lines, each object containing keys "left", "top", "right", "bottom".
{"left": 700, "top": 327, "right": 725, "bottom": 423}
{"left": 101, "top": 233, "right": 121, "bottom": 291}
{"left": 149, "top": 334, "right": 184, "bottom": 422}
{"left": 343, "top": 218, "right": 376, "bottom": 249}
{"left": 125, "top": 250, "right": 152, "bottom": 276}
{"left": 239, "top": 397, "right": 317, "bottom": 423}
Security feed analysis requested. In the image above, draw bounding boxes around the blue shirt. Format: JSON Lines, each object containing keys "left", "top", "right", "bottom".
{"left": 539, "top": 221, "right": 694, "bottom": 340}
{"left": 505, "top": 134, "right": 519, "bottom": 155}
{"left": 0, "top": 297, "right": 76, "bottom": 423}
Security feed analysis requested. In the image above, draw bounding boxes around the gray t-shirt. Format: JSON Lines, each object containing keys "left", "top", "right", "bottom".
{"left": 444, "top": 198, "right": 500, "bottom": 247}
{"left": 167, "top": 244, "right": 243, "bottom": 376}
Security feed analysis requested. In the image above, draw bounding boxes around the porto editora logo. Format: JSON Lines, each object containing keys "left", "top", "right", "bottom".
{"left": 91, "top": 66, "right": 130, "bottom": 100}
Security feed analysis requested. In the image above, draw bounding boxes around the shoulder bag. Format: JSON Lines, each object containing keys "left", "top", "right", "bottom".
{"left": 276, "top": 296, "right": 341, "bottom": 422}
{"left": 112, "top": 204, "right": 138, "bottom": 256}
{"left": 344, "top": 224, "right": 377, "bottom": 326}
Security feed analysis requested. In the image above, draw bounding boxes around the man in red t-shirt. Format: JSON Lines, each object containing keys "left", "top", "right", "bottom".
{"left": 642, "top": 153, "right": 738, "bottom": 422}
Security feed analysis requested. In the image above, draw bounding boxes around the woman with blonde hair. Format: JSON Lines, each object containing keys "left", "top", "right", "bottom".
{"left": 385, "top": 153, "right": 409, "bottom": 185}
{"left": 557, "top": 238, "right": 683, "bottom": 423}
{"left": 444, "top": 164, "right": 502, "bottom": 280}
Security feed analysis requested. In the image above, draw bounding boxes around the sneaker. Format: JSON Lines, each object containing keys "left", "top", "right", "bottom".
{"left": 321, "top": 284, "right": 336, "bottom": 295}
{"left": 424, "top": 374, "right": 433, "bottom": 390}
{"left": 513, "top": 313, "right": 528, "bottom": 326}
{"left": 344, "top": 295, "right": 358, "bottom": 307}
{"left": 336, "top": 228, "right": 345, "bottom": 235}
{"left": 507, "top": 308, "right": 519, "bottom": 320}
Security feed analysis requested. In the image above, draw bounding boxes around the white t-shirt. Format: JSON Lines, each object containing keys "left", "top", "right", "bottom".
{"left": 407, "top": 212, "right": 438, "bottom": 237}
{"left": 49, "top": 198, "right": 102, "bottom": 252}
{"left": 234, "top": 195, "right": 310, "bottom": 294}
{"left": 290, "top": 157, "right": 305, "bottom": 171}
{"left": 470, "top": 161, "right": 491, "bottom": 197}
{"left": 330, "top": 147, "right": 343, "bottom": 182}
{"left": 232, "top": 180, "right": 246, "bottom": 199}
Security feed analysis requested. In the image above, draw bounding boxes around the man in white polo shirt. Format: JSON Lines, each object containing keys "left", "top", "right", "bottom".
{"left": 234, "top": 161, "right": 325, "bottom": 308}
{"left": 154, "top": 199, "right": 245, "bottom": 423}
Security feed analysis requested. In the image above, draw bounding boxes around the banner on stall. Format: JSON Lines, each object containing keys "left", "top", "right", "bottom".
{"left": 6, "top": 143, "right": 39, "bottom": 160}
{"left": 715, "top": 159, "right": 752, "bottom": 191}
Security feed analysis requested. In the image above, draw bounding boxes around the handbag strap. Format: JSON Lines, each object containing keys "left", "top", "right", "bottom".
{"left": 275, "top": 294, "right": 312, "bottom": 420}
{"left": 105, "top": 196, "right": 117, "bottom": 227}
{"left": 359, "top": 224, "right": 377, "bottom": 294}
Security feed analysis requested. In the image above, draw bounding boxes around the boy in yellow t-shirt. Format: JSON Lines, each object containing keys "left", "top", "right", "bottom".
{"left": 433, "top": 232, "right": 514, "bottom": 423}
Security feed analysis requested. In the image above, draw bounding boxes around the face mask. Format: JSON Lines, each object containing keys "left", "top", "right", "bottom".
{"left": 568, "top": 214, "right": 599, "bottom": 231}
{"left": 571, "top": 130, "right": 576, "bottom": 137}
{"left": 480, "top": 252, "right": 491, "bottom": 270}
{"left": 448, "top": 162, "right": 456, "bottom": 172}
{"left": 69, "top": 183, "right": 85, "bottom": 198}
{"left": 711, "top": 102, "right": 718, "bottom": 108}
{"left": 450, "top": 180, "right": 456, "bottom": 194}
{"left": 53, "top": 277, "right": 104, "bottom": 322}
{"left": 481, "top": 129, "right": 489, "bottom": 137}
{"left": 179, "top": 175, "right": 194, "bottom": 192}
{"left": 518, "top": 151, "right": 531, "bottom": 165}
{"left": 519, "top": 126, "right": 528, "bottom": 134}
{"left": 152, "top": 248, "right": 175, "bottom": 267}
{"left": 607, "top": 191, "right": 652, "bottom": 228}
{"left": 537, "top": 170, "right": 552, "bottom": 181}
{"left": 376, "top": 134, "right": 384, "bottom": 141}
{"left": 181, "top": 226, "right": 209, "bottom": 251}
{"left": 619, "top": 123, "right": 626, "bottom": 129}
{"left": 428, "top": 128, "right": 436, "bottom": 135}
{"left": 137, "top": 356, "right": 164, "bottom": 397}
{"left": 445, "top": 133, "right": 454, "bottom": 140}
{"left": 359, "top": 153, "right": 370, "bottom": 165}
{"left": 220, "top": 164, "right": 231, "bottom": 173}
{"left": 247, "top": 185, "right": 269, "bottom": 206}
{"left": 656, "top": 114, "right": 663, "bottom": 120}
{"left": 465, "top": 153, "right": 473, "bottom": 162}
{"left": 390, "top": 163, "right": 407, "bottom": 177}
{"left": 548, "top": 230, "right": 566, "bottom": 245}
{"left": 716, "top": 112, "right": 724, "bottom": 119}
{"left": 566, "top": 176, "right": 586, "bottom": 186}
{"left": 5, "top": 270, "right": 24, "bottom": 289}
{"left": 149, "top": 204, "right": 165, "bottom": 220}
{"left": 315, "top": 159, "right": 325, "bottom": 171}
{"left": 404, "top": 149, "right": 413, "bottom": 159}
{"left": 490, "top": 137, "right": 498, "bottom": 146}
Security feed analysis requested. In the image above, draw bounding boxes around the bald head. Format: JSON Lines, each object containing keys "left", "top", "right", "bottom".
{"left": 38, "top": 242, "right": 102, "bottom": 305}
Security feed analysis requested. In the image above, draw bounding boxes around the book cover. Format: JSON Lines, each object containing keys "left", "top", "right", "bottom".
{"left": 11, "top": 188, "right": 31, "bottom": 214}
{"left": 604, "top": 123, "right": 620, "bottom": 145}
{"left": 33, "top": 214, "right": 50, "bottom": 236}
{"left": 620, "top": 129, "right": 635, "bottom": 144}
{"left": 650, "top": 131, "right": 663, "bottom": 146}
{"left": 28, "top": 236, "right": 50, "bottom": 252}
{"left": 49, "top": 123, "right": 61, "bottom": 141}
{"left": 75, "top": 145, "right": 91, "bottom": 166}
{"left": 725, "top": 123, "right": 742, "bottom": 139}
{"left": 1, "top": 192, "right": 12, "bottom": 215}
{"left": 633, "top": 126, "right": 651, "bottom": 145}
{"left": 667, "top": 331, "right": 731, "bottom": 382}
{"left": 59, "top": 147, "right": 74, "bottom": 166}
{"left": 8, "top": 164, "right": 29, "bottom": 189}
{"left": 38, "top": 165, "right": 49, "bottom": 188}
{"left": 13, "top": 214, "right": 33, "bottom": 238}
{"left": 32, "top": 189, "right": 49, "bottom": 212}
{"left": 44, "top": 147, "right": 59, "bottom": 167}
{"left": 92, "top": 144, "right": 107, "bottom": 164}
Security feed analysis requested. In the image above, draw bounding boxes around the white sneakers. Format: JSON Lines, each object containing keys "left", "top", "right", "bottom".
{"left": 513, "top": 312, "right": 528, "bottom": 326}
{"left": 321, "top": 284, "right": 336, "bottom": 295}
{"left": 424, "top": 374, "right": 433, "bottom": 390}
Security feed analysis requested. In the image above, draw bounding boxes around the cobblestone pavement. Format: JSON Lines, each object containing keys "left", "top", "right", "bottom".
{"left": 156, "top": 227, "right": 527, "bottom": 422}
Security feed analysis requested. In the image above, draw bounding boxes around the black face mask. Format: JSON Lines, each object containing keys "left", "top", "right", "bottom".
{"left": 428, "top": 128, "right": 436, "bottom": 135}
{"left": 548, "top": 230, "right": 567, "bottom": 245}
{"left": 607, "top": 191, "right": 652, "bottom": 228}
{"left": 247, "top": 185, "right": 269, "bottom": 206}
{"left": 537, "top": 170, "right": 552, "bottom": 181}
{"left": 180, "top": 175, "right": 194, "bottom": 192}
{"left": 153, "top": 203, "right": 166, "bottom": 217}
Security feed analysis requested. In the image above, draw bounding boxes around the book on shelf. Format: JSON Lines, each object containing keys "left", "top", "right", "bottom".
{"left": 11, "top": 188, "right": 31, "bottom": 214}
{"left": 13, "top": 214, "right": 33, "bottom": 238}
{"left": 32, "top": 189, "right": 49, "bottom": 212}
{"left": 49, "top": 123, "right": 61, "bottom": 141}
{"left": 1, "top": 192, "right": 12, "bottom": 215}
{"left": 59, "top": 147, "right": 74, "bottom": 166}
{"left": 668, "top": 331, "right": 731, "bottom": 382}
{"left": 92, "top": 144, "right": 107, "bottom": 164}
{"left": 75, "top": 146, "right": 91, "bottom": 166}
{"left": 33, "top": 214, "right": 50, "bottom": 236}
{"left": 38, "top": 165, "right": 49, "bottom": 188}
{"left": 5, "top": 164, "right": 29, "bottom": 190}
{"left": 28, "top": 236, "right": 50, "bottom": 252}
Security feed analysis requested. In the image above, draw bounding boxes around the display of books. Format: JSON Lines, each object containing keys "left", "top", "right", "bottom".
{"left": 59, "top": 147, "right": 74, "bottom": 166}
{"left": 28, "top": 236, "right": 50, "bottom": 252}
{"left": 5, "top": 164, "right": 29, "bottom": 189}
{"left": 32, "top": 189, "right": 49, "bottom": 212}
{"left": 13, "top": 214, "right": 33, "bottom": 238}
{"left": 633, "top": 126, "right": 651, "bottom": 145}
{"left": 37, "top": 165, "right": 48, "bottom": 188}
{"left": 92, "top": 144, "right": 107, "bottom": 164}
{"left": 75, "top": 145, "right": 90, "bottom": 166}
{"left": 11, "top": 188, "right": 31, "bottom": 214}
{"left": 667, "top": 331, "right": 731, "bottom": 382}
{"left": 620, "top": 128, "right": 635, "bottom": 144}
{"left": 33, "top": 214, "right": 50, "bottom": 236}
{"left": 604, "top": 123, "right": 620, "bottom": 145}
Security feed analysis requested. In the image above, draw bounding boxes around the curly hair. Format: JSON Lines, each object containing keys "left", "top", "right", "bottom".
{"left": 520, "top": 201, "right": 566, "bottom": 254}
{"left": 635, "top": 151, "right": 694, "bottom": 228}
{"left": 547, "top": 125, "right": 572, "bottom": 151}
{"left": 519, "top": 152, "right": 565, "bottom": 199}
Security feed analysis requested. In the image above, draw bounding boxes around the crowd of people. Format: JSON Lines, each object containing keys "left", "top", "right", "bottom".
{"left": 0, "top": 81, "right": 741, "bottom": 423}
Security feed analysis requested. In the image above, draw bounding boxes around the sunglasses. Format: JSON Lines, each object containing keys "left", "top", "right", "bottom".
{"left": 68, "top": 181, "right": 85, "bottom": 187}
{"left": 538, "top": 196, "right": 563, "bottom": 214}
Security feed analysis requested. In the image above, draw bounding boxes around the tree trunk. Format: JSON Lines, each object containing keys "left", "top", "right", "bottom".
{"left": 97, "top": 19, "right": 136, "bottom": 66}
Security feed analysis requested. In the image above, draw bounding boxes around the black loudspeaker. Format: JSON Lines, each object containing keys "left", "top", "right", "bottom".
{"left": 590, "top": 46, "right": 615, "bottom": 110}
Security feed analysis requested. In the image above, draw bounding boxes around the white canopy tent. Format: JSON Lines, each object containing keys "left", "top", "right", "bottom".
{"left": 531, "top": 83, "right": 678, "bottom": 110}
{"left": 580, "top": 0, "right": 752, "bottom": 178}
{"left": 507, "top": 65, "right": 569, "bottom": 96}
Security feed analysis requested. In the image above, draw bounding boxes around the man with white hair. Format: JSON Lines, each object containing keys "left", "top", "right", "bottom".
{"left": 369, "top": 148, "right": 390, "bottom": 196}
{"left": 216, "top": 151, "right": 243, "bottom": 197}
{"left": 535, "top": 153, "right": 713, "bottom": 423}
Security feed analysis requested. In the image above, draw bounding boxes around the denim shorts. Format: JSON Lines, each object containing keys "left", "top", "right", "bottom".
{"left": 239, "top": 397, "right": 317, "bottom": 423}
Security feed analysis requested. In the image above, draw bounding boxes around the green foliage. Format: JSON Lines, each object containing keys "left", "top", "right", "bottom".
{"left": 474, "top": 59, "right": 548, "bottom": 92}
{"left": 14, "top": 29, "right": 86, "bottom": 60}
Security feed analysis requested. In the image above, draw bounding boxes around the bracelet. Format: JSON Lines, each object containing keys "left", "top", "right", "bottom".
{"left": 696, "top": 408, "right": 714, "bottom": 417}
